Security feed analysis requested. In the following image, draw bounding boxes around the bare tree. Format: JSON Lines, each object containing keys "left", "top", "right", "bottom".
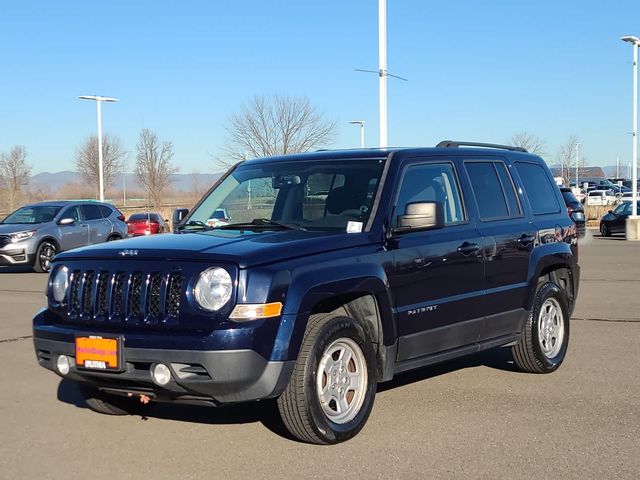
{"left": 509, "top": 132, "right": 546, "bottom": 156}
{"left": 218, "top": 94, "right": 336, "bottom": 167}
{"left": 0, "top": 145, "right": 32, "bottom": 210}
{"left": 134, "top": 129, "right": 178, "bottom": 207}
{"left": 74, "top": 135, "right": 125, "bottom": 195}
{"left": 554, "top": 135, "right": 588, "bottom": 185}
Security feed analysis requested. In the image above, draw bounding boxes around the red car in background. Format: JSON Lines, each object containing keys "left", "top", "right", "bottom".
{"left": 126, "top": 212, "right": 170, "bottom": 236}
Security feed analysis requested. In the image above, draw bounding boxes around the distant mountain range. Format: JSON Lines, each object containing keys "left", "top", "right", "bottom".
{"left": 25, "top": 164, "right": 639, "bottom": 197}
{"left": 27, "top": 171, "right": 224, "bottom": 193}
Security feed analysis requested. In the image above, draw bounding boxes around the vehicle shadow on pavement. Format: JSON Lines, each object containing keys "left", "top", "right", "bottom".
{"left": 595, "top": 236, "right": 627, "bottom": 241}
{"left": 0, "top": 266, "right": 35, "bottom": 273}
{"left": 377, "top": 346, "right": 518, "bottom": 394}
{"left": 56, "top": 379, "right": 297, "bottom": 440}
{"left": 56, "top": 347, "right": 517, "bottom": 441}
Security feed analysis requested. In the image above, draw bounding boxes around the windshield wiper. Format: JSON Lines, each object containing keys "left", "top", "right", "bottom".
{"left": 175, "top": 220, "right": 213, "bottom": 231}
{"left": 217, "top": 218, "right": 307, "bottom": 231}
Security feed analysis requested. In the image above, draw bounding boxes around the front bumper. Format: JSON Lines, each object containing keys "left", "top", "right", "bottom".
{"left": 33, "top": 316, "right": 294, "bottom": 405}
{"left": 0, "top": 236, "right": 37, "bottom": 265}
{"left": 0, "top": 247, "right": 34, "bottom": 265}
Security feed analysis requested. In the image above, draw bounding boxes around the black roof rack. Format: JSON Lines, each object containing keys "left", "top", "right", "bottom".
{"left": 436, "top": 140, "right": 528, "bottom": 153}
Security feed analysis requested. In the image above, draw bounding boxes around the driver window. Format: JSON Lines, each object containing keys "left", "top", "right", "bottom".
{"left": 613, "top": 203, "right": 628, "bottom": 215}
{"left": 61, "top": 206, "right": 81, "bottom": 222}
{"left": 395, "top": 163, "right": 465, "bottom": 226}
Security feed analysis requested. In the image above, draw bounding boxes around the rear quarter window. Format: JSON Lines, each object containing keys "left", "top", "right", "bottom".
{"left": 515, "top": 162, "right": 561, "bottom": 215}
{"left": 82, "top": 204, "right": 104, "bottom": 220}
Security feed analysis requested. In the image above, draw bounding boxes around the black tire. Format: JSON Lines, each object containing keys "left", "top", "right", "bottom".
{"left": 512, "top": 282, "right": 570, "bottom": 373}
{"left": 277, "top": 313, "right": 377, "bottom": 444}
{"left": 600, "top": 222, "right": 611, "bottom": 237}
{"left": 33, "top": 240, "right": 57, "bottom": 273}
{"left": 78, "top": 382, "right": 148, "bottom": 416}
{"left": 106, "top": 235, "right": 121, "bottom": 242}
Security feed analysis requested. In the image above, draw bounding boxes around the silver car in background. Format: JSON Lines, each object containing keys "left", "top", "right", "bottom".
{"left": 0, "top": 201, "right": 127, "bottom": 272}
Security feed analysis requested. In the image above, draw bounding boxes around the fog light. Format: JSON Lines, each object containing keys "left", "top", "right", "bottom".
{"left": 151, "top": 363, "right": 171, "bottom": 386}
{"left": 56, "top": 355, "right": 70, "bottom": 375}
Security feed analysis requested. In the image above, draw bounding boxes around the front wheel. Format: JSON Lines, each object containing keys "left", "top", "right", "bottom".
{"left": 277, "top": 313, "right": 377, "bottom": 444}
{"left": 600, "top": 222, "right": 611, "bottom": 237}
{"left": 33, "top": 241, "right": 57, "bottom": 273}
{"left": 512, "top": 282, "right": 570, "bottom": 373}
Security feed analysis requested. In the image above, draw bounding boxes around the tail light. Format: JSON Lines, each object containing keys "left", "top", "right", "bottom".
{"left": 117, "top": 214, "right": 125, "bottom": 222}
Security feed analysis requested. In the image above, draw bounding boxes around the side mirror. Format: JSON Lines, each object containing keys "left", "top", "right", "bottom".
{"left": 58, "top": 218, "right": 75, "bottom": 226}
{"left": 172, "top": 208, "right": 189, "bottom": 227}
{"left": 395, "top": 202, "right": 444, "bottom": 233}
{"left": 608, "top": 210, "right": 613, "bottom": 214}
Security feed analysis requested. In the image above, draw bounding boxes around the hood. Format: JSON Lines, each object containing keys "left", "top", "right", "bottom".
{"left": 0, "top": 223, "right": 41, "bottom": 235}
{"left": 54, "top": 229, "right": 375, "bottom": 268}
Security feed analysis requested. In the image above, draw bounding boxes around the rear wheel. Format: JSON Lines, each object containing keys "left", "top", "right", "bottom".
{"left": 33, "top": 241, "right": 57, "bottom": 273}
{"left": 78, "top": 382, "right": 148, "bottom": 415}
{"left": 512, "top": 282, "right": 570, "bottom": 373}
{"left": 106, "top": 235, "right": 121, "bottom": 242}
{"left": 277, "top": 313, "right": 377, "bottom": 444}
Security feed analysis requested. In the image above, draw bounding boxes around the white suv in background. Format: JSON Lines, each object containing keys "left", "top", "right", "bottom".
{"left": 586, "top": 189, "right": 616, "bottom": 206}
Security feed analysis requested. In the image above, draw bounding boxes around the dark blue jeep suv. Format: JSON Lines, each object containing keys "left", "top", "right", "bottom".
{"left": 33, "top": 142, "right": 580, "bottom": 444}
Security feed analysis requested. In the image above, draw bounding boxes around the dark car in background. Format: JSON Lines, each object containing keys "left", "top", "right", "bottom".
{"left": 126, "top": 212, "right": 170, "bottom": 237}
{"left": 0, "top": 201, "right": 126, "bottom": 272}
{"left": 600, "top": 200, "right": 640, "bottom": 237}
{"left": 560, "top": 187, "right": 585, "bottom": 238}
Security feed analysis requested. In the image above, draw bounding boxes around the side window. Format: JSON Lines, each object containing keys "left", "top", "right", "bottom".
{"left": 82, "top": 204, "right": 103, "bottom": 221}
{"left": 99, "top": 205, "right": 113, "bottom": 218}
{"left": 494, "top": 163, "right": 522, "bottom": 216}
{"left": 61, "top": 206, "right": 81, "bottom": 222}
{"left": 465, "top": 162, "right": 509, "bottom": 220}
{"left": 515, "top": 162, "right": 561, "bottom": 215}
{"left": 395, "top": 163, "right": 465, "bottom": 226}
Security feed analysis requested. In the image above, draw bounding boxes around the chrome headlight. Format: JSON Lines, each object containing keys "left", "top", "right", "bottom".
{"left": 193, "top": 267, "right": 233, "bottom": 311}
{"left": 51, "top": 266, "right": 69, "bottom": 303}
{"left": 10, "top": 230, "right": 36, "bottom": 243}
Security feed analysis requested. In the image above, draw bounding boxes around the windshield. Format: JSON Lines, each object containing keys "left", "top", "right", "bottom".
{"left": 2, "top": 205, "right": 61, "bottom": 224}
{"left": 186, "top": 158, "right": 386, "bottom": 232}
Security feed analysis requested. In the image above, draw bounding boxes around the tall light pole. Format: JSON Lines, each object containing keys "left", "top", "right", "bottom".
{"left": 575, "top": 142, "right": 580, "bottom": 190}
{"left": 355, "top": 0, "right": 406, "bottom": 148}
{"left": 621, "top": 36, "right": 639, "bottom": 222}
{"left": 378, "top": 0, "right": 388, "bottom": 147}
{"left": 78, "top": 95, "right": 119, "bottom": 202}
{"left": 349, "top": 120, "right": 366, "bottom": 148}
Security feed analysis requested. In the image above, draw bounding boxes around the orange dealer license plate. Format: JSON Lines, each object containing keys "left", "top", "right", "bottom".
{"left": 75, "top": 336, "right": 122, "bottom": 371}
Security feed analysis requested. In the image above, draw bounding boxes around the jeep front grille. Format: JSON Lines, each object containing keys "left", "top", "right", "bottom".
{"left": 0, "top": 235, "right": 10, "bottom": 249}
{"left": 66, "top": 270, "right": 184, "bottom": 326}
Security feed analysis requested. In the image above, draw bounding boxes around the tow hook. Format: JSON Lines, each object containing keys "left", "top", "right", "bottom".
{"left": 127, "top": 392, "right": 152, "bottom": 404}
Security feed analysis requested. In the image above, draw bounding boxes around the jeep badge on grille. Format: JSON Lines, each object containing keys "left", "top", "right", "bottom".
{"left": 118, "top": 249, "right": 139, "bottom": 257}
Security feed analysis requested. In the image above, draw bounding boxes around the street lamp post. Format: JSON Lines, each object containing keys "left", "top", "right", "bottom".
{"left": 78, "top": 95, "right": 119, "bottom": 202}
{"left": 349, "top": 120, "right": 366, "bottom": 148}
{"left": 575, "top": 142, "right": 580, "bottom": 190}
{"left": 621, "top": 35, "right": 639, "bottom": 240}
{"left": 378, "top": 0, "right": 388, "bottom": 148}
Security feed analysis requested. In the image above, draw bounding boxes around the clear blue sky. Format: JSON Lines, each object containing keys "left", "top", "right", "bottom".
{"left": 1, "top": 0, "right": 639, "bottom": 174}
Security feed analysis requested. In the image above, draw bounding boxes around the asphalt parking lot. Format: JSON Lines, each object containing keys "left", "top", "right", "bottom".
{"left": 1, "top": 234, "right": 639, "bottom": 480}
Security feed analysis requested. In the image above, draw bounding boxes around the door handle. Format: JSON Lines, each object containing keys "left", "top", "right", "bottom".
{"left": 517, "top": 234, "right": 535, "bottom": 246}
{"left": 457, "top": 242, "right": 480, "bottom": 255}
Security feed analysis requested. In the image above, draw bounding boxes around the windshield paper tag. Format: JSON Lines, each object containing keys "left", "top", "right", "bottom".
{"left": 346, "top": 221, "right": 363, "bottom": 233}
